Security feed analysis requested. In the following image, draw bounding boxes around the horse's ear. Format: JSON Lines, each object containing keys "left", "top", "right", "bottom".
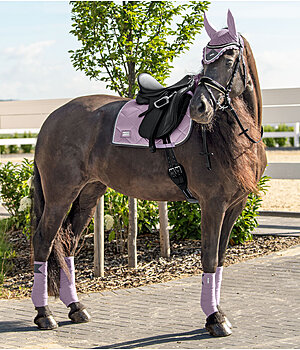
{"left": 227, "top": 9, "right": 238, "bottom": 40}
{"left": 204, "top": 12, "right": 217, "bottom": 39}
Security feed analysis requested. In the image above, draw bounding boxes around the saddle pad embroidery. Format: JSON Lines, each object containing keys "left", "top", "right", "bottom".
{"left": 112, "top": 99, "right": 192, "bottom": 148}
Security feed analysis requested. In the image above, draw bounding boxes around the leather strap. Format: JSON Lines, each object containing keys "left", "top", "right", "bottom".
{"left": 164, "top": 143, "right": 198, "bottom": 204}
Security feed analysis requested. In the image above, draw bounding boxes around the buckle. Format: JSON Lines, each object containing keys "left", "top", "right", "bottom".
{"left": 168, "top": 165, "right": 183, "bottom": 178}
{"left": 217, "top": 101, "right": 228, "bottom": 111}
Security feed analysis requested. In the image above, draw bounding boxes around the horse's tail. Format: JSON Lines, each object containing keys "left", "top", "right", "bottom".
{"left": 31, "top": 161, "right": 70, "bottom": 298}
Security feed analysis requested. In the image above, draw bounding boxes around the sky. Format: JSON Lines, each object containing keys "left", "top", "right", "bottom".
{"left": 0, "top": 0, "right": 300, "bottom": 100}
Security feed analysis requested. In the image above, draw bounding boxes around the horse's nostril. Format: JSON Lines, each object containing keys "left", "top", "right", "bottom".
{"left": 198, "top": 101, "right": 206, "bottom": 113}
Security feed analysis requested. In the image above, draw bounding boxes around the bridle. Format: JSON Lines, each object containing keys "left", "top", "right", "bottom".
{"left": 194, "top": 37, "right": 264, "bottom": 170}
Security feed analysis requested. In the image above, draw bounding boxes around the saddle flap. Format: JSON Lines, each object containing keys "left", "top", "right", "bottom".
{"left": 138, "top": 85, "right": 193, "bottom": 141}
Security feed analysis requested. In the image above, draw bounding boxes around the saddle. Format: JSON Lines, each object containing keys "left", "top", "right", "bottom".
{"left": 135, "top": 73, "right": 198, "bottom": 204}
{"left": 136, "top": 73, "right": 195, "bottom": 152}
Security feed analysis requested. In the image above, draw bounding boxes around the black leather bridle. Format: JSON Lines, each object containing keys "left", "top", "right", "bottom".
{"left": 196, "top": 39, "right": 264, "bottom": 170}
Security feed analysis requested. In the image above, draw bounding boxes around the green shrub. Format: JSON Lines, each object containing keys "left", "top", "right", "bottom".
{"left": 100, "top": 189, "right": 159, "bottom": 241}
{"left": 0, "top": 159, "right": 34, "bottom": 237}
{"left": 8, "top": 133, "right": 20, "bottom": 154}
{"left": 0, "top": 218, "right": 16, "bottom": 284}
{"left": 263, "top": 124, "right": 295, "bottom": 148}
{"left": 0, "top": 160, "right": 269, "bottom": 247}
{"left": 168, "top": 176, "right": 270, "bottom": 244}
{"left": 20, "top": 132, "right": 33, "bottom": 153}
{"left": 168, "top": 201, "right": 201, "bottom": 240}
{"left": 263, "top": 125, "right": 276, "bottom": 147}
{"left": 230, "top": 176, "right": 270, "bottom": 244}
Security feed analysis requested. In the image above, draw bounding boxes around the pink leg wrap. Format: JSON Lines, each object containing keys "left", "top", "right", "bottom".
{"left": 201, "top": 273, "right": 218, "bottom": 317}
{"left": 59, "top": 257, "right": 79, "bottom": 307}
{"left": 31, "top": 261, "right": 48, "bottom": 307}
{"left": 215, "top": 266, "right": 223, "bottom": 306}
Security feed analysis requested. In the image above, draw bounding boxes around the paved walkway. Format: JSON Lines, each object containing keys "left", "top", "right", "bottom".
{"left": 254, "top": 214, "right": 300, "bottom": 236}
{"left": 0, "top": 245, "right": 299, "bottom": 349}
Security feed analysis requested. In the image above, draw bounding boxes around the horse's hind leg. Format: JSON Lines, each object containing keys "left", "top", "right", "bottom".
{"left": 215, "top": 197, "right": 248, "bottom": 329}
{"left": 59, "top": 181, "right": 107, "bottom": 323}
{"left": 32, "top": 199, "right": 77, "bottom": 330}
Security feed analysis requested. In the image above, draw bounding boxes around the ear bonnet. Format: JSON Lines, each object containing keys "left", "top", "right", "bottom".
{"left": 203, "top": 9, "right": 244, "bottom": 64}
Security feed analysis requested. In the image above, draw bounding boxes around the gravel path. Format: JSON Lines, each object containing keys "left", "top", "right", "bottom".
{"left": 1, "top": 230, "right": 300, "bottom": 299}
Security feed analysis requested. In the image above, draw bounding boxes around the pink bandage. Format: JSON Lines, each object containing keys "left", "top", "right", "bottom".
{"left": 31, "top": 261, "right": 48, "bottom": 307}
{"left": 201, "top": 273, "right": 218, "bottom": 317}
{"left": 215, "top": 266, "right": 223, "bottom": 306}
{"left": 59, "top": 257, "right": 79, "bottom": 307}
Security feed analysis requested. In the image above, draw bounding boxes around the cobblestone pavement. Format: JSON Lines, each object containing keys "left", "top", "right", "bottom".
{"left": 0, "top": 245, "right": 299, "bottom": 349}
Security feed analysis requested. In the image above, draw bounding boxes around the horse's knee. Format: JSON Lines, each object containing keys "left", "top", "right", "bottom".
{"left": 201, "top": 253, "right": 218, "bottom": 273}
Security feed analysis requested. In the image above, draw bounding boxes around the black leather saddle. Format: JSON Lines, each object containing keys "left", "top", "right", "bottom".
{"left": 136, "top": 73, "right": 195, "bottom": 152}
{"left": 135, "top": 73, "right": 198, "bottom": 204}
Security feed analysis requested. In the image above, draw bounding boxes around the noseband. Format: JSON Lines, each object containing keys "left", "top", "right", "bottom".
{"left": 195, "top": 40, "right": 264, "bottom": 170}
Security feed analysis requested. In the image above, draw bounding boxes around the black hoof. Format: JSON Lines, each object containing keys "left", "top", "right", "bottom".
{"left": 68, "top": 302, "right": 91, "bottom": 323}
{"left": 34, "top": 306, "right": 58, "bottom": 330}
{"left": 205, "top": 312, "right": 232, "bottom": 337}
{"left": 217, "top": 305, "right": 233, "bottom": 329}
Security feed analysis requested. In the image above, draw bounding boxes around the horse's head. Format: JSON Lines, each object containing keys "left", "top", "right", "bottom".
{"left": 190, "top": 10, "right": 249, "bottom": 125}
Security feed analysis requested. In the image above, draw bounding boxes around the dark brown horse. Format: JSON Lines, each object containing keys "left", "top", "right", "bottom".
{"left": 31, "top": 11, "right": 266, "bottom": 337}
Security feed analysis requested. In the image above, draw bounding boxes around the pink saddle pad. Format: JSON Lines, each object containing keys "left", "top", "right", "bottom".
{"left": 112, "top": 99, "right": 192, "bottom": 148}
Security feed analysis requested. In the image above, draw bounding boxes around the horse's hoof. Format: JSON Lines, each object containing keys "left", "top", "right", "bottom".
{"left": 68, "top": 302, "right": 91, "bottom": 323}
{"left": 69, "top": 308, "right": 91, "bottom": 323}
{"left": 205, "top": 312, "right": 232, "bottom": 337}
{"left": 34, "top": 315, "right": 58, "bottom": 330}
{"left": 217, "top": 305, "right": 233, "bottom": 329}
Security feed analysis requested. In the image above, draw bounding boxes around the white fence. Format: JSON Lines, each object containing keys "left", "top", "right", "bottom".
{"left": 262, "top": 88, "right": 300, "bottom": 147}
{"left": 0, "top": 98, "right": 70, "bottom": 146}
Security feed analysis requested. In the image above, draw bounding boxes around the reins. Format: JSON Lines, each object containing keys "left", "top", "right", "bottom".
{"left": 196, "top": 40, "right": 263, "bottom": 170}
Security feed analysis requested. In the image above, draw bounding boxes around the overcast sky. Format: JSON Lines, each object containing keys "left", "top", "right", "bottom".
{"left": 0, "top": 1, "right": 299, "bottom": 100}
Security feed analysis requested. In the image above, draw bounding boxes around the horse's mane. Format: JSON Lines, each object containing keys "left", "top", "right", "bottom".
{"left": 241, "top": 36, "right": 263, "bottom": 128}
{"left": 203, "top": 36, "right": 264, "bottom": 193}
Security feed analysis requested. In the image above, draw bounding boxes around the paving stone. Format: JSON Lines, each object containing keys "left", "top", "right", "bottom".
{"left": 0, "top": 245, "right": 300, "bottom": 348}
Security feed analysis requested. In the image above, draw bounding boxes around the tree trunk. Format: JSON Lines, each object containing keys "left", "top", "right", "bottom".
{"left": 158, "top": 201, "right": 170, "bottom": 258}
{"left": 94, "top": 196, "right": 105, "bottom": 277}
{"left": 128, "top": 197, "right": 138, "bottom": 268}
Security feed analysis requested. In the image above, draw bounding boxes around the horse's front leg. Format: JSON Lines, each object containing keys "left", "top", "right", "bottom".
{"left": 216, "top": 197, "right": 248, "bottom": 330}
{"left": 200, "top": 202, "right": 232, "bottom": 337}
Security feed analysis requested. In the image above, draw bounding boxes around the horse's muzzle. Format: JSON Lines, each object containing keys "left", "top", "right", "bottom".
{"left": 189, "top": 96, "right": 214, "bottom": 124}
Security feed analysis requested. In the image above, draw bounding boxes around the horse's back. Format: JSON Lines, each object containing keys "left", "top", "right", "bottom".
{"left": 35, "top": 94, "right": 127, "bottom": 166}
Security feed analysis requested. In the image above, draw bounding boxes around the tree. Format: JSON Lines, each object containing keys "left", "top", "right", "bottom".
{"left": 69, "top": 1, "right": 210, "bottom": 98}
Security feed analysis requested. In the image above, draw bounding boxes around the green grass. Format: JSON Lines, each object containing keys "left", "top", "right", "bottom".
{"left": 0, "top": 218, "right": 16, "bottom": 284}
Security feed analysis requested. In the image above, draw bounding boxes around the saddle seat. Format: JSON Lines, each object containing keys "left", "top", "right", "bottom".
{"left": 136, "top": 72, "right": 195, "bottom": 152}
{"left": 138, "top": 73, "right": 164, "bottom": 91}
